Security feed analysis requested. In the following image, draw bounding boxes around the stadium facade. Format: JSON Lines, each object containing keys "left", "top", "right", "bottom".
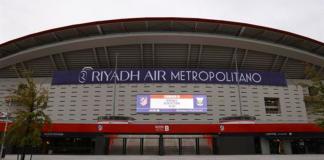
{"left": 0, "top": 17, "right": 324, "bottom": 155}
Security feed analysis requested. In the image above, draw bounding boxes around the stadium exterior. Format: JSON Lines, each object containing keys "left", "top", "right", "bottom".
{"left": 0, "top": 17, "right": 324, "bottom": 155}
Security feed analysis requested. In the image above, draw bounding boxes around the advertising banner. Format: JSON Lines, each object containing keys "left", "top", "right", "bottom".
{"left": 136, "top": 94, "right": 207, "bottom": 113}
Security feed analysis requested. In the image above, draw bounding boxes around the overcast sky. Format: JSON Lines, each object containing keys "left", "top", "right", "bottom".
{"left": 1, "top": 0, "right": 324, "bottom": 44}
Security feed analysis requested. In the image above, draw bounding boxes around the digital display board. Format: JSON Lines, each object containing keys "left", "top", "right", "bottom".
{"left": 136, "top": 95, "right": 207, "bottom": 113}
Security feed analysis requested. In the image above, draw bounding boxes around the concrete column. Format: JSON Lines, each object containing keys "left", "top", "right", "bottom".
{"left": 195, "top": 138, "right": 200, "bottom": 155}
{"left": 122, "top": 138, "right": 127, "bottom": 155}
{"left": 178, "top": 138, "right": 182, "bottom": 155}
{"left": 159, "top": 135, "right": 164, "bottom": 155}
{"left": 283, "top": 141, "right": 292, "bottom": 154}
{"left": 260, "top": 138, "right": 270, "bottom": 154}
{"left": 140, "top": 138, "right": 144, "bottom": 155}
{"left": 212, "top": 135, "right": 218, "bottom": 154}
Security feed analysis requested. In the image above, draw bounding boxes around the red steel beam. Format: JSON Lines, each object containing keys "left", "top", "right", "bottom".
{"left": 0, "top": 123, "right": 323, "bottom": 134}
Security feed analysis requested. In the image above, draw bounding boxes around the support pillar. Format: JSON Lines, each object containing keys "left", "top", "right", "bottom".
{"left": 260, "top": 138, "right": 270, "bottom": 154}
{"left": 178, "top": 138, "right": 182, "bottom": 155}
{"left": 140, "top": 138, "right": 144, "bottom": 155}
{"left": 195, "top": 138, "right": 200, "bottom": 155}
{"left": 159, "top": 135, "right": 164, "bottom": 155}
{"left": 106, "top": 137, "right": 110, "bottom": 155}
{"left": 122, "top": 138, "right": 127, "bottom": 155}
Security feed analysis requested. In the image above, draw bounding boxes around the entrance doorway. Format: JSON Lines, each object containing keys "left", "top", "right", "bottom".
{"left": 107, "top": 134, "right": 214, "bottom": 155}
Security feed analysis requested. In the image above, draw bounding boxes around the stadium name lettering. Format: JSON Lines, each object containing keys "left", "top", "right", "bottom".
{"left": 90, "top": 70, "right": 262, "bottom": 83}
{"left": 52, "top": 67, "right": 287, "bottom": 86}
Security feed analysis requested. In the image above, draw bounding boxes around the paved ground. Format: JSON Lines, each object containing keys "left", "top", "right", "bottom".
{"left": 3, "top": 155, "right": 324, "bottom": 160}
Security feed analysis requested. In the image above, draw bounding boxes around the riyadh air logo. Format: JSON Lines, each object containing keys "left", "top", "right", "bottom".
{"left": 78, "top": 67, "right": 93, "bottom": 83}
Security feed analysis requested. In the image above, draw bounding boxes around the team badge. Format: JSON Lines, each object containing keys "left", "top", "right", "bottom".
{"left": 196, "top": 97, "right": 204, "bottom": 106}
{"left": 140, "top": 96, "right": 148, "bottom": 106}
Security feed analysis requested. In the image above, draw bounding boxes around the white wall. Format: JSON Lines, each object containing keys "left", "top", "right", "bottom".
{"left": 0, "top": 78, "right": 309, "bottom": 124}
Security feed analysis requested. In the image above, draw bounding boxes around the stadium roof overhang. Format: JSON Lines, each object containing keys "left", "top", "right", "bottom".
{"left": 0, "top": 17, "right": 323, "bottom": 78}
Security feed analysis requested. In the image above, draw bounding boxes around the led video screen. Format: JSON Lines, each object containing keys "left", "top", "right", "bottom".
{"left": 136, "top": 95, "right": 207, "bottom": 113}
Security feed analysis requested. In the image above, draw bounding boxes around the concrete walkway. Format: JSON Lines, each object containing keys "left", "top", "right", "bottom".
{"left": 3, "top": 155, "right": 324, "bottom": 160}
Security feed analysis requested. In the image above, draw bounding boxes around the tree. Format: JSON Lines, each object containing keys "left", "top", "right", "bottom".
{"left": 6, "top": 71, "right": 51, "bottom": 160}
{"left": 304, "top": 66, "right": 324, "bottom": 127}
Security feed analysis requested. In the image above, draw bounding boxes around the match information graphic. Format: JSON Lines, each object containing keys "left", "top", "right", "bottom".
{"left": 136, "top": 95, "right": 207, "bottom": 113}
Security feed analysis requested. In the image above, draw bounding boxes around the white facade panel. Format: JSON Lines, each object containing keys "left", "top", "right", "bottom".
{"left": 0, "top": 78, "right": 310, "bottom": 124}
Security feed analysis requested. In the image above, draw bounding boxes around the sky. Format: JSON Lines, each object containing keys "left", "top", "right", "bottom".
{"left": 1, "top": 0, "right": 324, "bottom": 44}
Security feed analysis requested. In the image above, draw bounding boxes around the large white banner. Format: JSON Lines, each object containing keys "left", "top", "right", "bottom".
{"left": 136, "top": 94, "right": 207, "bottom": 113}
{"left": 150, "top": 95, "right": 194, "bottom": 109}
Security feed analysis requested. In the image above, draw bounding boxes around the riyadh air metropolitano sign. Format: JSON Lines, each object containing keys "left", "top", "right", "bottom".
{"left": 51, "top": 67, "right": 287, "bottom": 86}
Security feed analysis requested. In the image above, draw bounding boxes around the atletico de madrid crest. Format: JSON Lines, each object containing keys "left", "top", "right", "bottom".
{"left": 97, "top": 124, "right": 103, "bottom": 131}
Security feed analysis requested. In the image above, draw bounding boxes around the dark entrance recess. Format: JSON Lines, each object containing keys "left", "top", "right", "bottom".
{"left": 43, "top": 137, "right": 94, "bottom": 154}
{"left": 292, "top": 139, "right": 324, "bottom": 154}
{"left": 106, "top": 135, "right": 264, "bottom": 155}
{"left": 107, "top": 135, "right": 215, "bottom": 155}
{"left": 38, "top": 135, "right": 289, "bottom": 155}
{"left": 216, "top": 136, "right": 256, "bottom": 155}
{"left": 269, "top": 139, "right": 282, "bottom": 154}
{"left": 12, "top": 134, "right": 324, "bottom": 155}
